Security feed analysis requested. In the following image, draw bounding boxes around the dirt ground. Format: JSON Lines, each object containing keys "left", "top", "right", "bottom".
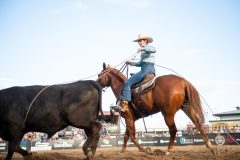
{"left": 1, "top": 145, "right": 240, "bottom": 160}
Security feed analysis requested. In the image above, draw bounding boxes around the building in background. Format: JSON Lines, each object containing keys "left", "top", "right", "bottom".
{"left": 209, "top": 106, "right": 240, "bottom": 133}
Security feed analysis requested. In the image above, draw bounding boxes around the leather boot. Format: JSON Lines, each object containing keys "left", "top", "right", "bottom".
{"left": 120, "top": 100, "right": 129, "bottom": 112}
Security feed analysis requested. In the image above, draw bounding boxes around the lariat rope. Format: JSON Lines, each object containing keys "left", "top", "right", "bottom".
{"left": 82, "top": 52, "right": 139, "bottom": 81}
{"left": 24, "top": 85, "right": 51, "bottom": 123}
{"left": 24, "top": 52, "right": 140, "bottom": 124}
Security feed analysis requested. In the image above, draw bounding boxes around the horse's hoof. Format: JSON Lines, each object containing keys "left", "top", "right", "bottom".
{"left": 210, "top": 148, "right": 219, "bottom": 156}
{"left": 120, "top": 148, "right": 126, "bottom": 153}
{"left": 165, "top": 151, "right": 170, "bottom": 155}
{"left": 207, "top": 140, "right": 212, "bottom": 148}
{"left": 168, "top": 148, "right": 173, "bottom": 152}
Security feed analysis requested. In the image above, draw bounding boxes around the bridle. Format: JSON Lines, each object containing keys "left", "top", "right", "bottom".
{"left": 98, "top": 63, "right": 128, "bottom": 92}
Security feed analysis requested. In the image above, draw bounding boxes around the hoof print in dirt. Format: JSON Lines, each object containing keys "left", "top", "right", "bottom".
{"left": 144, "top": 147, "right": 153, "bottom": 155}
{"left": 152, "top": 149, "right": 167, "bottom": 156}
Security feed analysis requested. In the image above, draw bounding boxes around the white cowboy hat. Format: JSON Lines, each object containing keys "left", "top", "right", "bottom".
{"left": 132, "top": 33, "right": 153, "bottom": 43}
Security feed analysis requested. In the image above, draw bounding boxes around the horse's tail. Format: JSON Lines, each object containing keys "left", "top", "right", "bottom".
{"left": 184, "top": 80, "right": 205, "bottom": 124}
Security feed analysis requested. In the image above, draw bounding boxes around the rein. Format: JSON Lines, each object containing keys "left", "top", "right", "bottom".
{"left": 102, "top": 63, "right": 129, "bottom": 92}
{"left": 106, "top": 63, "right": 149, "bottom": 133}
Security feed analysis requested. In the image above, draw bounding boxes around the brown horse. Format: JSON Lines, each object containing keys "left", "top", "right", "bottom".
{"left": 97, "top": 63, "right": 212, "bottom": 153}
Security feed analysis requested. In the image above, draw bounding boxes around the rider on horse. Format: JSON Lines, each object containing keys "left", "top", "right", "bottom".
{"left": 119, "top": 33, "right": 156, "bottom": 112}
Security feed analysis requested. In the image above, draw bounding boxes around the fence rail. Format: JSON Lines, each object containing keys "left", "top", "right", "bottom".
{"left": 0, "top": 133, "right": 240, "bottom": 152}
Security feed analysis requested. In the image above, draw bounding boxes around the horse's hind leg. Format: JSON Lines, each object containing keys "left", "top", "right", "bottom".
{"left": 164, "top": 114, "right": 177, "bottom": 152}
{"left": 182, "top": 107, "right": 212, "bottom": 148}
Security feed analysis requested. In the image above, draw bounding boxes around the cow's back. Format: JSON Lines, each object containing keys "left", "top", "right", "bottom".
{"left": 25, "top": 80, "right": 102, "bottom": 135}
{"left": 0, "top": 85, "right": 44, "bottom": 140}
{"left": 0, "top": 80, "right": 102, "bottom": 140}
{"left": 60, "top": 81, "right": 102, "bottom": 127}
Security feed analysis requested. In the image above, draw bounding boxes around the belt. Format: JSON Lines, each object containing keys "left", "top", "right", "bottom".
{"left": 142, "top": 62, "right": 154, "bottom": 65}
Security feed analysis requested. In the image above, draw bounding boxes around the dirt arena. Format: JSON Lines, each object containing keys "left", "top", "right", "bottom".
{"left": 1, "top": 145, "right": 240, "bottom": 160}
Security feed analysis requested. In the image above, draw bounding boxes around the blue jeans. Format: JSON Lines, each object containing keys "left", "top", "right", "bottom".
{"left": 120, "top": 64, "right": 155, "bottom": 101}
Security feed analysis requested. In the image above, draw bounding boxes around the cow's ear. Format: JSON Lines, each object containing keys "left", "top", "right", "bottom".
{"left": 103, "top": 62, "right": 106, "bottom": 70}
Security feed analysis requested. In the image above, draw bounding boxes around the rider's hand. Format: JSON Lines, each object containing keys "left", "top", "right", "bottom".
{"left": 126, "top": 61, "right": 131, "bottom": 65}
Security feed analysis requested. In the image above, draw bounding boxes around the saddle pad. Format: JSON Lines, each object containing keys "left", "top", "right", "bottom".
{"left": 131, "top": 77, "right": 156, "bottom": 96}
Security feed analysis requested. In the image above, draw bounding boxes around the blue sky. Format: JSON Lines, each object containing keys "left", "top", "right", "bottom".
{"left": 1, "top": 0, "right": 240, "bottom": 130}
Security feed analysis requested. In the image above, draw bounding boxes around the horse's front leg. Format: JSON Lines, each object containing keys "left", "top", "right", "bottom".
{"left": 121, "top": 129, "right": 130, "bottom": 153}
{"left": 124, "top": 113, "right": 144, "bottom": 152}
{"left": 129, "top": 130, "right": 144, "bottom": 152}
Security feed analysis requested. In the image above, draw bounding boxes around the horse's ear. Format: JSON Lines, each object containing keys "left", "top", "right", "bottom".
{"left": 107, "top": 64, "right": 110, "bottom": 68}
{"left": 103, "top": 63, "right": 106, "bottom": 70}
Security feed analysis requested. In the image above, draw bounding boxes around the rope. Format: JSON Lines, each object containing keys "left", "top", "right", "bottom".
{"left": 97, "top": 52, "right": 140, "bottom": 81}
{"left": 119, "top": 112, "right": 137, "bottom": 134}
{"left": 23, "top": 52, "right": 140, "bottom": 124}
{"left": 24, "top": 85, "right": 52, "bottom": 123}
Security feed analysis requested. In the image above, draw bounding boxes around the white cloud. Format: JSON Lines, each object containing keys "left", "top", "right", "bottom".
{"left": 105, "top": 0, "right": 152, "bottom": 8}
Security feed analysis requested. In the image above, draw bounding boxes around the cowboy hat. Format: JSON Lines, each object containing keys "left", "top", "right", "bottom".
{"left": 132, "top": 33, "right": 153, "bottom": 43}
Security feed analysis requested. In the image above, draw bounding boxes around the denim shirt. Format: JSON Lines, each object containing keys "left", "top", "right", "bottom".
{"left": 130, "top": 45, "right": 156, "bottom": 67}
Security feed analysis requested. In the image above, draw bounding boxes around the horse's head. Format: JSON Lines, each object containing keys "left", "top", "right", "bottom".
{"left": 97, "top": 63, "right": 127, "bottom": 87}
{"left": 97, "top": 63, "right": 114, "bottom": 87}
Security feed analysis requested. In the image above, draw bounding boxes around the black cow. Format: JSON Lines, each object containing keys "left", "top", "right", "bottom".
{"left": 0, "top": 80, "right": 103, "bottom": 160}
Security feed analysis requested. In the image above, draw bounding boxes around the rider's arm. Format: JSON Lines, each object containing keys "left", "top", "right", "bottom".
{"left": 142, "top": 45, "right": 156, "bottom": 53}
{"left": 128, "top": 46, "right": 156, "bottom": 66}
{"left": 130, "top": 61, "right": 141, "bottom": 66}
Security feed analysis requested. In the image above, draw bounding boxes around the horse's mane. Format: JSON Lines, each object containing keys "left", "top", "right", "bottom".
{"left": 109, "top": 67, "right": 127, "bottom": 82}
